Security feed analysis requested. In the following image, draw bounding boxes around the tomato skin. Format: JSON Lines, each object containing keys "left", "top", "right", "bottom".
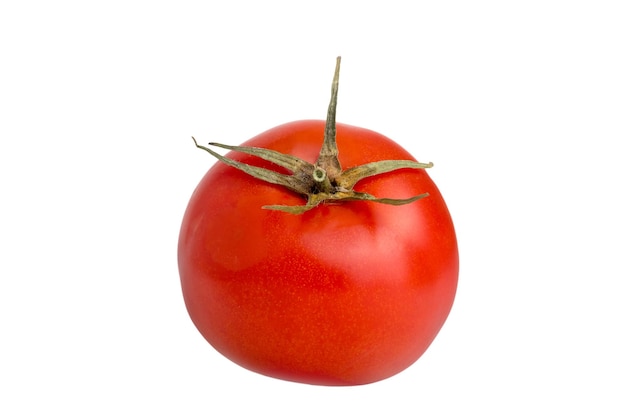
{"left": 178, "top": 120, "right": 458, "bottom": 385}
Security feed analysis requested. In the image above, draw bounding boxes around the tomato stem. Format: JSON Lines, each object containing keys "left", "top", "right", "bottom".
{"left": 312, "top": 167, "right": 332, "bottom": 193}
{"left": 192, "top": 57, "right": 434, "bottom": 214}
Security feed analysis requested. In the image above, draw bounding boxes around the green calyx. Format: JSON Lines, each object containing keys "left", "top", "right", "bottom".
{"left": 192, "top": 56, "right": 433, "bottom": 215}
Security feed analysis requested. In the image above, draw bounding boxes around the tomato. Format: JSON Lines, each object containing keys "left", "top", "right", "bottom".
{"left": 178, "top": 58, "right": 458, "bottom": 386}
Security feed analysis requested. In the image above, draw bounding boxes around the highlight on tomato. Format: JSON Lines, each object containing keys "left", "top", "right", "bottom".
{"left": 178, "top": 57, "right": 459, "bottom": 386}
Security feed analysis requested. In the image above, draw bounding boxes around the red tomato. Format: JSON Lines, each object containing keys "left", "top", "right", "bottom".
{"left": 178, "top": 120, "right": 459, "bottom": 385}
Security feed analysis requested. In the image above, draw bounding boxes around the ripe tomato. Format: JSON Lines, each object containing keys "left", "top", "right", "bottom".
{"left": 178, "top": 58, "right": 458, "bottom": 386}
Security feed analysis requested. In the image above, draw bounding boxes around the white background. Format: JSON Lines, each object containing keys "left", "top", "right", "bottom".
{"left": 1, "top": 1, "right": 625, "bottom": 415}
